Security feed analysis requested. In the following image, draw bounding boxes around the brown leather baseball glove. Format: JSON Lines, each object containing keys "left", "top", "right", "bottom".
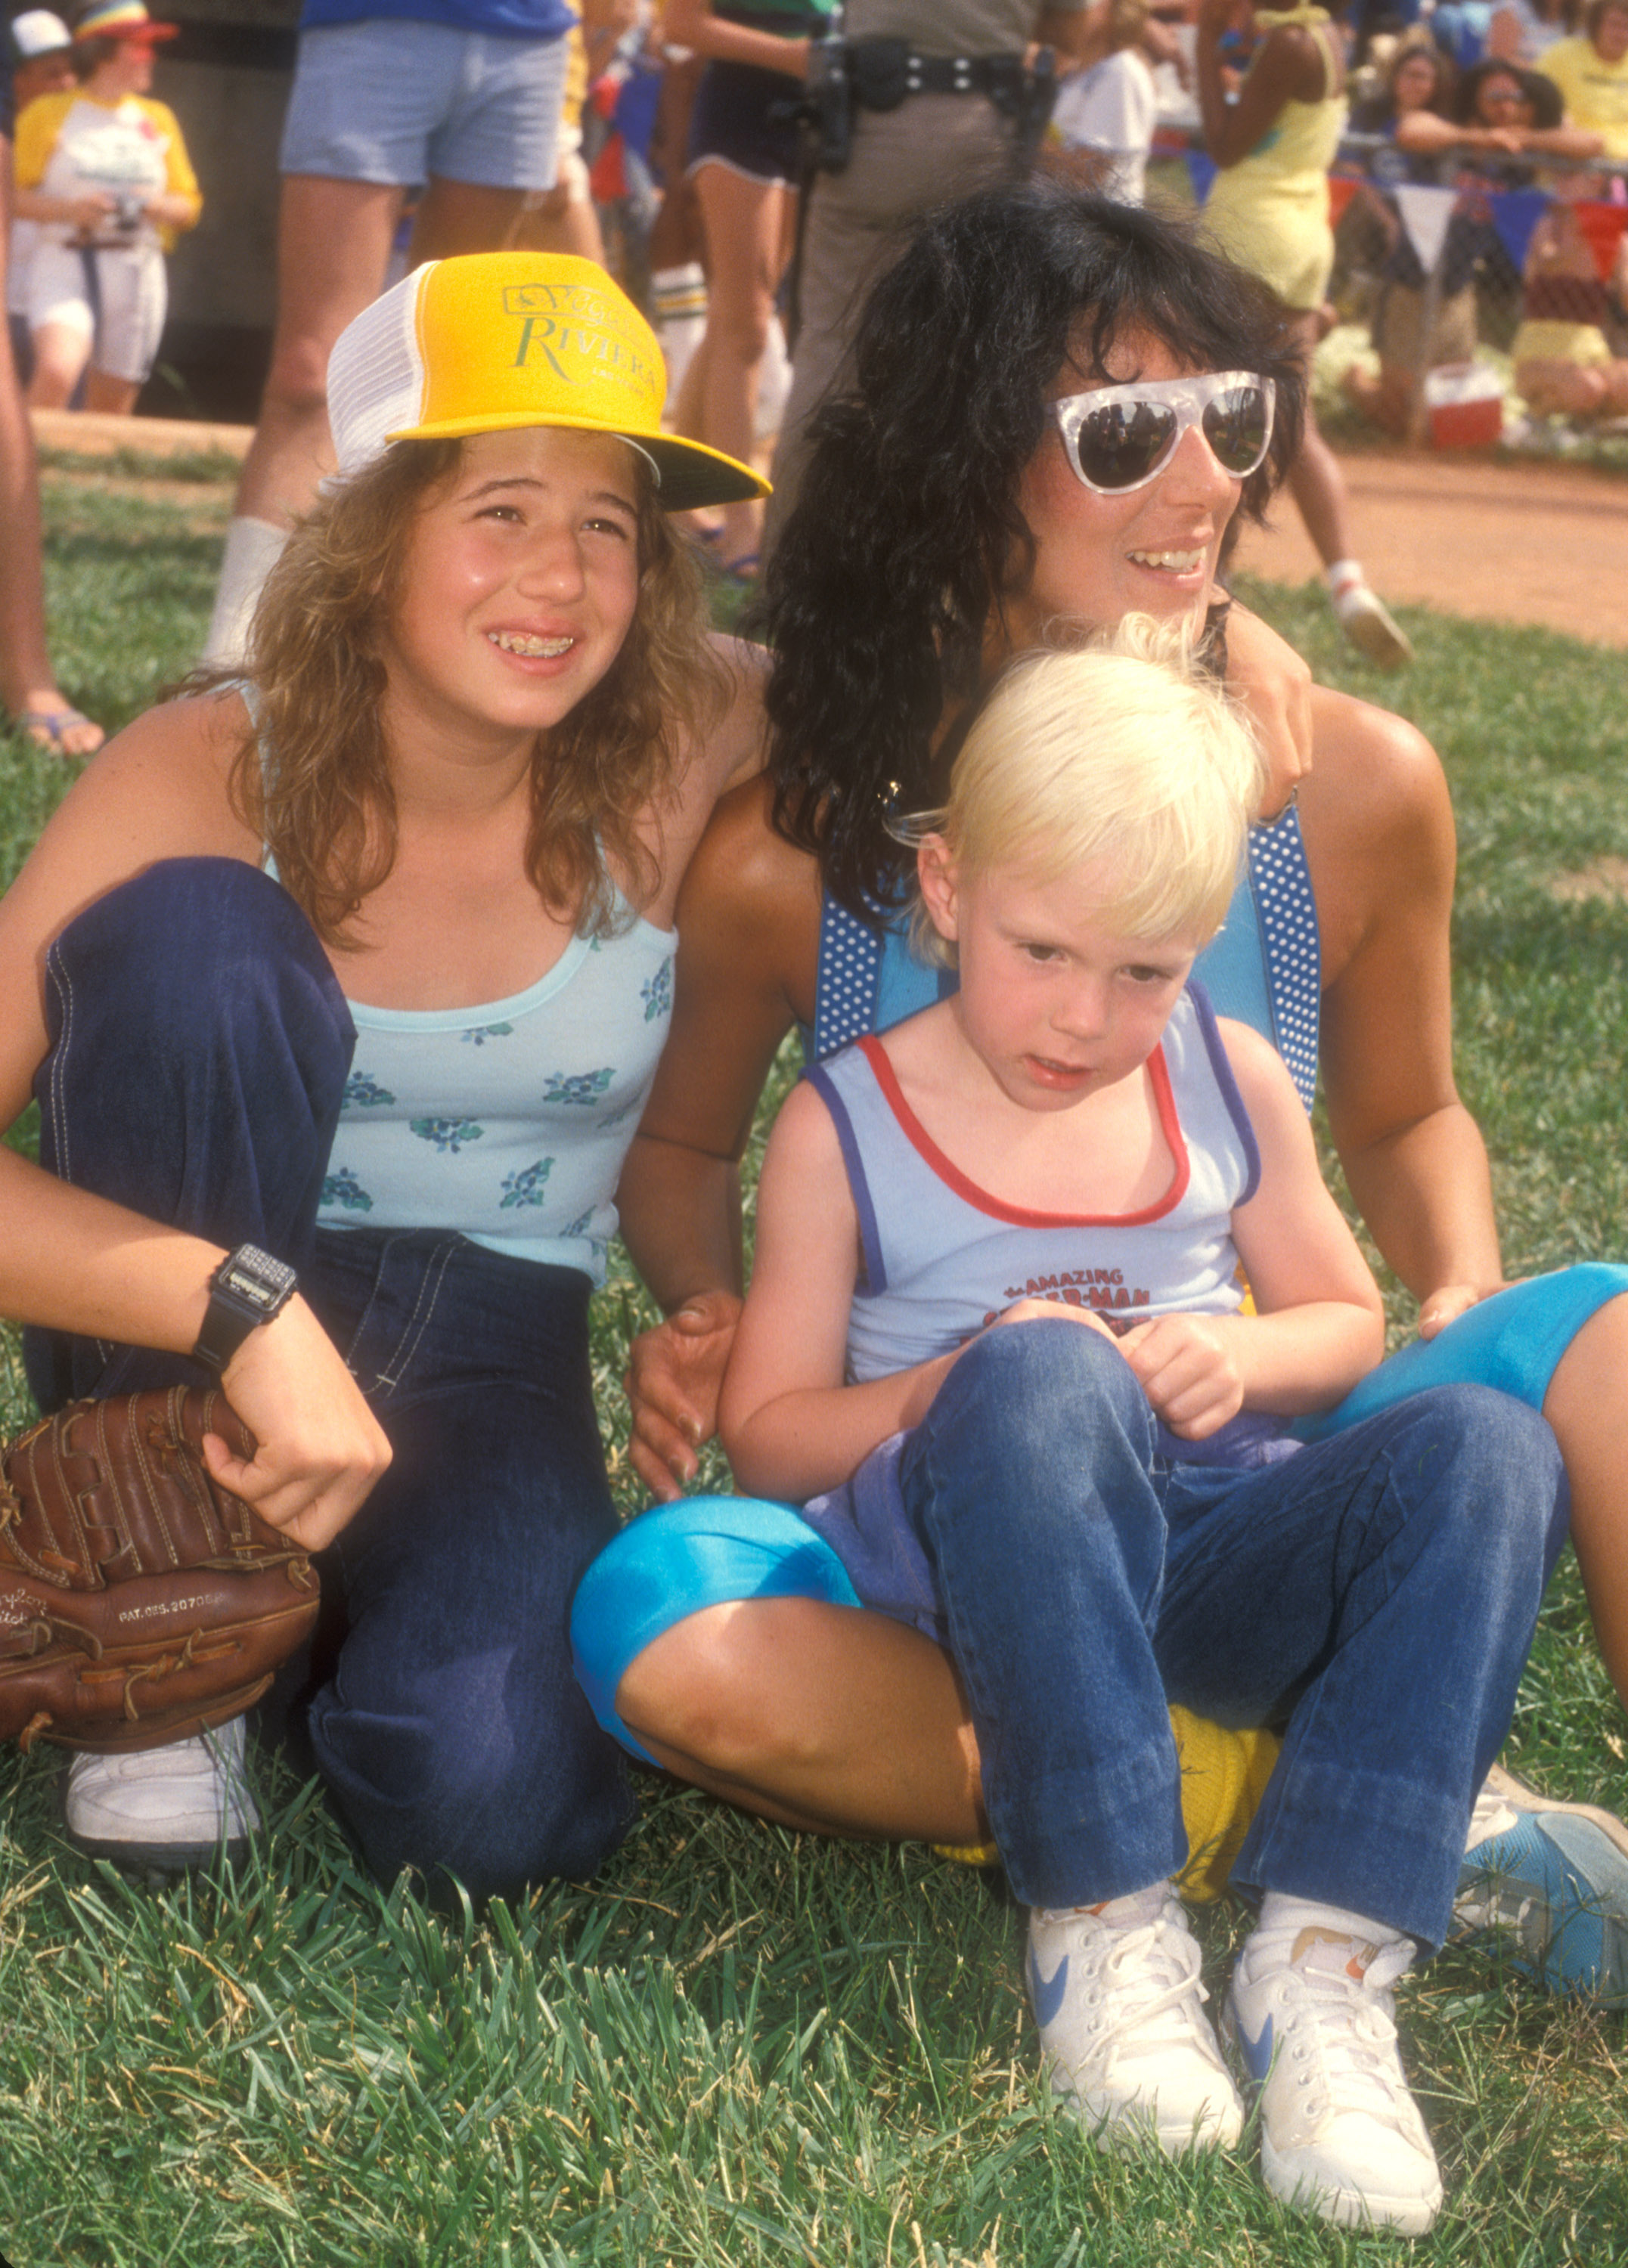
{"left": 0, "top": 1387, "right": 319, "bottom": 1754}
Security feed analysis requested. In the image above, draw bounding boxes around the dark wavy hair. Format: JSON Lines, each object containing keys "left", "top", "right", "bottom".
{"left": 1453, "top": 58, "right": 1564, "bottom": 129}
{"left": 759, "top": 180, "right": 1306, "bottom": 921}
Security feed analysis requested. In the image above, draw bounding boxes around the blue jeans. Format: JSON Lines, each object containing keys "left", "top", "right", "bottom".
{"left": 26, "top": 857, "right": 634, "bottom": 1903}
{"left": 892, "top": 1323, "right": 1563, "bottom": 1946}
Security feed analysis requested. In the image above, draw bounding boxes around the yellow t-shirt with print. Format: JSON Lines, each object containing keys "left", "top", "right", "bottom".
{"left": 1538, "top": 35, "right": 1628, "bottom": 160}
{"left": 14, "top": 88, "right": 202, "bottom": 253}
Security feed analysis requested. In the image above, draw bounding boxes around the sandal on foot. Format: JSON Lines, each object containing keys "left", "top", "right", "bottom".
{"left": 14, "top": 705, "right": 105, "bottom": 759}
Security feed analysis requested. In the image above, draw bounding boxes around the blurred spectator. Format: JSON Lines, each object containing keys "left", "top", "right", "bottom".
{"left": 514, "top": 5, "right": 641, "bottom": 264}
{"left": 1488, "top": 0, "right": 1577, "bottom": 67}
{"left": 760, "top": 2, "right": 1097, "bottom": 559}
{"left": 1053, "top": 0, "right": 1159, "bottom": 201}
{"left": 203, "top": 0, "right": 573, "bottom": 665}
{"left": 1342, "top": 36, "right": 1481, "bottom": 434}
{"left": 1513, "top": 175, "right": 1628, "bottom": 413}
{"left": 1428, "top": 0, "right": 1496, "bottom": 73}
{"left": 8, "top": 5, "right": 74, "bottom": 102}
{"left": 1453, "top": 49, "right": 1602, "bottom": 163}
{"left": 1199, "top": 0, "right": 1412, "bottom": 668}
{"left": 6, "top": 10, "right": 76, "bottom": 383}
{"left": 13, "top": 0, "right": 200, "bottom": 417}
{"left": 646, "top": 48, "right": 709, "bottom": 398}
{"left": 583, "top": 15, "right": 665, "bottom": 306}
{"left": 1537, "top": 0, "right": 1628, "bottom": 156}
{"left": 1341, "top": 41, "right": 1600, "bottom": 432}
{"left": 660, "top": 0, "right": 836, "bottom": 580}
{"left": 0, "top": 17, "right": 103, "bottom": 755}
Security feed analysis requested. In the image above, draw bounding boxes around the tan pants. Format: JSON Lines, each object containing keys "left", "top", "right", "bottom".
{"left": 764, "top": 93, "right": 1022, "bottom": 554}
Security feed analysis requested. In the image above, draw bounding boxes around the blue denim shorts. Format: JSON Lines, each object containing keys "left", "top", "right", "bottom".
{"left": 279, "top": 18, "right": 567, "bottom": 189}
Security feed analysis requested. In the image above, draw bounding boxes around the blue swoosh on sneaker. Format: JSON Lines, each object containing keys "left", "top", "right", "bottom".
{"left": 1029, "top": 1947, "right": 1069, "bottom": 2029}
{"left": 1234, "top": 2008, "right": 1274, "bottom": 2082}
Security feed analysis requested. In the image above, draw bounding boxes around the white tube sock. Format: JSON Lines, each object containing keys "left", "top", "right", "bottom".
{"left": 651, "top": 263, "right": 708, "bottom": 411}
{"left": 202, "top": 515, "right": 288, "bottom": 668}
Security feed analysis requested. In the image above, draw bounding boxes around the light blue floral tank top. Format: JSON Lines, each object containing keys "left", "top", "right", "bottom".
{"left": 247, "top": 689, "right": 671, "bottom": 1284}
{"left": 316, "top": 916, "right": 675, "bottom": 1284}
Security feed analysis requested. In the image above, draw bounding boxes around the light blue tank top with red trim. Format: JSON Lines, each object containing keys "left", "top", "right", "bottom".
{"left": 810, "top": 804, "right": 1322, "bottom": 1112}
{"left": 805, "top": 981, "right": 1261, "bottom": 1383}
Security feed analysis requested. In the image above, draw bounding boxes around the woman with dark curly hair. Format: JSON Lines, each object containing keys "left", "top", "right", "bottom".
{"left": 757, "top": 188, "right": 1304, "bottom": 920}
{"left": 570, "top": 175, "right": 1628, "bottom": 1994}
{"left": 0, "top": 249, "right": 767, "bottom": 1901}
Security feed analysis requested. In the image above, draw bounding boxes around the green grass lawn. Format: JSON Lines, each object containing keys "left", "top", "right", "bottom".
{"left": 2, "top": 468, "right": 1626, "bottom": 2266}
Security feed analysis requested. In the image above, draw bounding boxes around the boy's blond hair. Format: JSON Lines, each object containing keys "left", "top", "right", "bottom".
{"left": 909, "top": 617, "right": 1267, "bottom": 966}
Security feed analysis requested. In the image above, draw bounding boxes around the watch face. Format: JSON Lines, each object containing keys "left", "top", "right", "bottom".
{"left": 219, "top": 1247, "right": 296, "bottom": 1312}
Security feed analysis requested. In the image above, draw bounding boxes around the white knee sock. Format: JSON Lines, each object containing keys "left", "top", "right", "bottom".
{"left": 651, "top": 263, "right": 707, "bottom": 411}
{"left": 203, "top": 515, "right": 288, "bottom": 668}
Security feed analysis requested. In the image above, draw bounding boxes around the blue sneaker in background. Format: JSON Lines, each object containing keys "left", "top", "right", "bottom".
{"left": 1453, "top": 1762, "right": 1628, "bottom": 2003}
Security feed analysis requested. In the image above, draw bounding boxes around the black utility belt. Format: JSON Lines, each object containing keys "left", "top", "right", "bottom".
{"left": 786, "top": 36, "right": 1055, "bottom": 176}
{"left": 844, "top": 38, "right": 1028, "bottom": 113}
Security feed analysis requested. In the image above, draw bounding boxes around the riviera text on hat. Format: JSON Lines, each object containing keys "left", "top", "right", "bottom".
{"left": 324, "top": 253, "right": 768, "bottom": 516}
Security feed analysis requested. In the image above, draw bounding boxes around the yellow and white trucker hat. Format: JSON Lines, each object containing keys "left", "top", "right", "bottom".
{"left": 325, "top": 253, "right": 768, "bottom": 513}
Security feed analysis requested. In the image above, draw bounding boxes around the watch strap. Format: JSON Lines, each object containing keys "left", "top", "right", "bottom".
{"left": 191, "top": 1244, "right": 297, "bottom": 1375}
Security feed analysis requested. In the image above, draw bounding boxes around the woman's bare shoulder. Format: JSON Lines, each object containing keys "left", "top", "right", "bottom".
{"left": 681, "top": 770, "right": 822, "bottom": 967}
{"left": 1299, "top": 683, "right": 1455, "bottom": 981}
{"left": 1301, "top": 683, "right": 1451, "bottom": 857}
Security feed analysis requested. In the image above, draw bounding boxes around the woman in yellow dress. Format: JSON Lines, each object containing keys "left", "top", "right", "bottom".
{"left": 1197, "top": 0, "right": 1413, "bottom": 668}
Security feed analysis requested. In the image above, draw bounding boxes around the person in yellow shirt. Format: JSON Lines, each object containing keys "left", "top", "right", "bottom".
{"left": 1538, "top": 0, "right": 1628, "bottom": 160}
{"left": 12, "top": 0, "right": 200, "bottom": 415}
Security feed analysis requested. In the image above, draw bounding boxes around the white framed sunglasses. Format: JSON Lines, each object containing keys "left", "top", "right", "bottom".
{"left": 1049, "top": 371, "right": 1277, "bottom": 495}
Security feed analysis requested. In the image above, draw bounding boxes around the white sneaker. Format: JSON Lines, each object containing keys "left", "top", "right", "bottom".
{"left": 1224, "top": 1907, "right": 1443, "bottom": 2234}
{"left": 64, "top": 1716, "right": 261, "bottom": 1873}
{"left": 1028, "top": 1887, "right": 1245, "bottom": 2154}
{"left": 1332, "top": 581, "right": 1414, "bottom": 671}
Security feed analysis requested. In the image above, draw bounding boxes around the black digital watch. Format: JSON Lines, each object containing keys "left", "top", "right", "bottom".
{"left": 191, "top": 1244, "right": 299, "bottom": 1375}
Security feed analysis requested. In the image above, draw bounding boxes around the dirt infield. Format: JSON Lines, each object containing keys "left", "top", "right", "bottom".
{"left": 1232, "top": 446, "right": 1628, "bottom": 650}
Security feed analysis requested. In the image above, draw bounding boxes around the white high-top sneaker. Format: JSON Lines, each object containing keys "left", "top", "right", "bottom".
{"left": 1224, "top": 1900, "right": 1442, "bottom": 2234}
{"left": 1028, "top": 1884, "right": 1244, "bottom": 2155}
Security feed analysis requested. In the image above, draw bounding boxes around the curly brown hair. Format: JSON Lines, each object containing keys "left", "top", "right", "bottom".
{"left": 215, "top": 436, "right": 726, "bottom": 947}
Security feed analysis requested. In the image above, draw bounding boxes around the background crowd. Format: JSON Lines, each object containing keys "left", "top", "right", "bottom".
{"left": 6, "top": 0, "right": 1627, "bottom": 752}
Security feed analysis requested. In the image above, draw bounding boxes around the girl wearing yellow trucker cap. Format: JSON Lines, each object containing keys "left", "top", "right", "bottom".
{"left": 0, "top": 249, "right": 767, "bottom": 1898}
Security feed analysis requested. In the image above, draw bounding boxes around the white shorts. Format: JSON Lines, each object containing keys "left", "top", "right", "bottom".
{"left": 28, "top": 238, "right": 168, "bottom": 384}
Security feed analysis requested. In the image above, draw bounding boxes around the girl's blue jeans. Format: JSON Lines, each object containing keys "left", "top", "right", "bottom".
{"left": 25, "top": 857, "right": 635, "bottom": 1904}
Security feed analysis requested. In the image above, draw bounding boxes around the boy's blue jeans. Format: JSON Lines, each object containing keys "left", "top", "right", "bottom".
{"left": 24, "top": 858, "right": 634, "bottom": 1903}
{"left": 898, "top": 1321, "right": 1564, "bottom": 1948}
